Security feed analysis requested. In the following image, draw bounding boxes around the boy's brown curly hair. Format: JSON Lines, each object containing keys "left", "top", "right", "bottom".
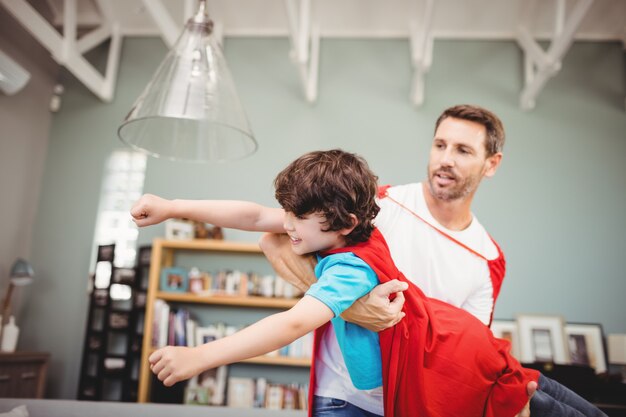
{"left": 274, "top": 149, "right": 380, "bottom": 246}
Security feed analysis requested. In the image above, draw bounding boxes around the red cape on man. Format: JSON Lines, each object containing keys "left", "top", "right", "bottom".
{"left": 307, "top": 228, "right": 538, "bottom": 417}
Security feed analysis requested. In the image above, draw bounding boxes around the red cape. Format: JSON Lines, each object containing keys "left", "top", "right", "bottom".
{"left": 308, "top": 228, "right": 538, "bottom": 417}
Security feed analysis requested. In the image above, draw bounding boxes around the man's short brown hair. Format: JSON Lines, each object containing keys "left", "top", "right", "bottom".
{"left": 435, "top": 104, "right": 505, "bottom": 157}
{"left": 274, "top": 149, "right": 380, "bottom": 246}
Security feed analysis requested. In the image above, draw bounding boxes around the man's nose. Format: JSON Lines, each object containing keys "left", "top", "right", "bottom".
{"left": 440, "top": 149, "right": 455, "bottom": 167}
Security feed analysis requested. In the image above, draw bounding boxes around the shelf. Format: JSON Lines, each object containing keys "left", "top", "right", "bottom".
{"left": 156, "top": 292, "right": 300, "bottom": 309}
{"left": 154, "top": 238, "right": 262, "bottom": 253}
{"left": 138, "top": 237, "right": 306, "bottom": 403}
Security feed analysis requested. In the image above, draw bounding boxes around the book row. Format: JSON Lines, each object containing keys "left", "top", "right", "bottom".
{"left": 185, "top": 376, "right": 308, "bottom": 410}
{"left": 151, "top": 300, "right": 313, "bottom": 359}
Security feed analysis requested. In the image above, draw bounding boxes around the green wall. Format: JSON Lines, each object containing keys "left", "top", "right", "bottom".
{"left": 23, "top": 37, "right": 626, "bottom": 399}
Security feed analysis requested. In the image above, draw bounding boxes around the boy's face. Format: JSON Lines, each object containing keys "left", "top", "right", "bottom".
{"left": 283, "top": 211, "right": 346, "bottom": 255}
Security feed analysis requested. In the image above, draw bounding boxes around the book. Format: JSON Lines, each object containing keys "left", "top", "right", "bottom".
{"left": 265, "top": 384, "right": 284, "bottom": 410}
{"left": 254, "top": 377, "right": 267, "bottom": 408}
{"left": 185, "top": 318, "right": 197, "bottom": 347}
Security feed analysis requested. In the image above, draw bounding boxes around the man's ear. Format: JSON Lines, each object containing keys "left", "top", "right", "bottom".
{"left": 483, "top": 152, "right": 502, "bottom": 178}
{"left": 340, "top": 214, "right": 359, "bottom": 236}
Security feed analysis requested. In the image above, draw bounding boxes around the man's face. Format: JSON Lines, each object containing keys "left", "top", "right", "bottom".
{"left": 427, "top": 117, "right": 497, "bottom": 202}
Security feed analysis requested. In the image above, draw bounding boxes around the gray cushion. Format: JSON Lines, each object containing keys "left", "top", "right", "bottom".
{"left": 0, "top": 399, "right": 306, "bottom": 417}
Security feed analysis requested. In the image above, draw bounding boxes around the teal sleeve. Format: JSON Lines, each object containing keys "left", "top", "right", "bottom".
{"left": 305, "top": 253, "right": 379, "bottom": 317}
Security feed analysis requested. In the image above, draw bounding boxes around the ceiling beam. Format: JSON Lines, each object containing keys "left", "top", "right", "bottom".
{"left": 0, "top": 0, "right": 122, "bottom": 102}
{"left": 517, "top": 0, "right": 594, "bottom": 110}
{"left": 140, "top": 0, "right": 180, "bottom": 49}
{"left": 285, "top": 0, "right": 320, "bottom": 103}
{"left": 409, "top": 0, "right": 435, "bottom": 106}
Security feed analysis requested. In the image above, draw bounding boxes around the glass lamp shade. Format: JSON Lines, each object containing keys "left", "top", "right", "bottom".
{"left": 118, "top": 3, "right": 257, "bottom": 163}
{"left": 9, "top": 258, "right": 34, "bottom": 286}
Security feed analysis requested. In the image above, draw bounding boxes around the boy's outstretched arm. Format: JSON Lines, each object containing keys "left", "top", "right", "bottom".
{"left": 130, "top": 193, "right": 286, "bottom": 232}
{"left": 149, "top": 296, "right": 333, "bottom": 387}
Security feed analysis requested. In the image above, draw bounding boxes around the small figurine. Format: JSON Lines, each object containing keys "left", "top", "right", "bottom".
{"left": 194, "top": 222, "right": 224, "bottom": 240}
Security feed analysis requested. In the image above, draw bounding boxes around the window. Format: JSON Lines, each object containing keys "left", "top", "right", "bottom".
{"left": 91, "top": 150, "right": 147, "bottom": 288}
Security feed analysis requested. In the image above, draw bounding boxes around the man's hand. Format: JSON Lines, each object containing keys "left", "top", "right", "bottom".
{"left": 130, "top": 194, "right": 173, "bottom": 227}
{"left": 341, "top": 280, "right": 408, "bottom": 332}
{"left": 513, "top": 380, "right": 537, "bottom": 417}
{"left": 259, "top": 233, "right": 317, "bottom": 293}
{"left": 149, "top": 346, "right": 205, "bottom": 387}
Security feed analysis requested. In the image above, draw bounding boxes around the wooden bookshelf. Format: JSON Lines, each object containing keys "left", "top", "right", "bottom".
{"left": 138, "top": 238, "right": 309, "bottom": 403}
{"left": 153, "top": 238, "right": 264, "bottom": 253}
{"left": 156, "top": 292, "right": 300, "bottom": 309}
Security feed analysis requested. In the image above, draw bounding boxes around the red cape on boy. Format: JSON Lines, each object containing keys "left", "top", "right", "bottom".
{"left": 307, "top": 228, "right": 539, "bottom": 417}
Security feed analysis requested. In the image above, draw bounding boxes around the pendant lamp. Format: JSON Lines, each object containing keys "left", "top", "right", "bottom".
{"left": 118, "top": 1, "right": 257, "bottom": 162}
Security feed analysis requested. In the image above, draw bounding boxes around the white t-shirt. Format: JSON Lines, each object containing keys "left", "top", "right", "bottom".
{"left": 314, "top": 182, "right": 500, "bottom": 414}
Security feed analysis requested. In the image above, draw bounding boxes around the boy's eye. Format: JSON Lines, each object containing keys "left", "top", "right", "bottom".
{"left": 295, "top": 214, "right": 306, "bottom": 220}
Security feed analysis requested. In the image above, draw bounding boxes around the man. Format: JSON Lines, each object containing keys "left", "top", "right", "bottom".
{"left": 260, "top": 104, "right": 536, "bottom": 416}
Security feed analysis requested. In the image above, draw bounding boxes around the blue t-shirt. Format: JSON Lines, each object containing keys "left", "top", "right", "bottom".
{"left": 305, "top": 252, "right": 382, "bottom": 390}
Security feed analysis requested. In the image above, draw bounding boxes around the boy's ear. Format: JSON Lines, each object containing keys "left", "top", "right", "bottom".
{"left": 340, "top": 214, "right": 359, "bottom": 236}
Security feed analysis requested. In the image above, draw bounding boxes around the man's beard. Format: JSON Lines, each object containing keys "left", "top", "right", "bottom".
{"left": 427, "top": 167, "right": 480, "bottom": 201}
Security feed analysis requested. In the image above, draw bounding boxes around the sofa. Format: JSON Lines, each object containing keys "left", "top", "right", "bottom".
{"left": 0, "top": 399, "right": 306, "bottom": 417}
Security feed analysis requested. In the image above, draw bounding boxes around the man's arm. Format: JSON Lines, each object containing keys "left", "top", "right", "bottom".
{"left": 340, "top": 282, "right": 407, "bottom": 331}
{"left": 149, "top": 296, "right": 333, "bottom": 386}
{"left": 259, "top": 232, "right": 408, "bottom": 332}
{"left": 259, "top": 233, "right": 317, "bottom": 292}
{"left": 131, "top": 193, "right": 286, "bottom": 232}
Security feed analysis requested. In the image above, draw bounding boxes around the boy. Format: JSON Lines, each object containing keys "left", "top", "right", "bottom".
{"left": 134, "top": 150, "right": 605, "bottom": 417}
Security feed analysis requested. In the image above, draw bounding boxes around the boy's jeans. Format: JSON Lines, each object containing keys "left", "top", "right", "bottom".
{"left": 531, "top": 374, "right": 607, "bottom": 417}
{"left": 312, "top": 396, "right": 382, "bottom": 417}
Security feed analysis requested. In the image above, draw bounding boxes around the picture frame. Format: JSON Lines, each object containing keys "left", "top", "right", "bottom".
{"left": 565, "top": 323, "right": 607, "bottom": 374}
{"left": 517, "top": 314, "right": 570, "bottom": 364}
{"left": 184, "top": 386, "right": 210, "bottom": 405}
{"left": 165, "top": 218, "right": 195, "bottom": 240}
{"left": 112, "top": 267, "right": 135, "bottom": 286}
{"left": 97, "top": 244, "right": 115, "bottom": 262}
{"left": 134, "top": 292, "right": 146, "bottom": 308}
{"left": 138, "top": 266, "right": 150, "bottom": 291}
{"left": 191, "top": 365, "right": 228, "bottom": 406}
{"left": 227, "top": 377, "right": 255, "bottom": 408}
{"left": 160, "top": 267, "right": 189, "bottom": 293}
{"left": 137, "top": 245, "right": 152, "bottom": 266}
{"left": 109, "top": 312, "right": 130, "bottom": 329}
{"left": 491, "top": 319, "right": 520, "bottom": 359}
{"left": 195, "top": 325, "right": 220, "bottom": 347}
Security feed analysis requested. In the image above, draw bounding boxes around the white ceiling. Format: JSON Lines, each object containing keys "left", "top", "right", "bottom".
{"left": 43, "top": 0, "right": 626, "bottom": 41}
{"left": 2, "top": 0, "right": 624, "bottom": 109}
